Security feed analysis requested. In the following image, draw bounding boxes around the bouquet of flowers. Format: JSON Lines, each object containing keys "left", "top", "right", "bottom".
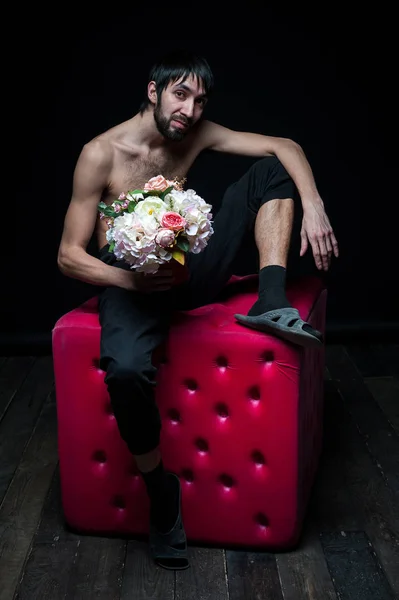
{"left": 98, "top": 175, "right": 214, "bottom": 274}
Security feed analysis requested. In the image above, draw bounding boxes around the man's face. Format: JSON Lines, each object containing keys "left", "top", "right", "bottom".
{"left": 153, "top": 74, "right": 207, "bottom": 141}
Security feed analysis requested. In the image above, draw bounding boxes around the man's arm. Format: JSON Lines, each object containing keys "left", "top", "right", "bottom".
{"left": 57, "top": 141, "right": 134, "bottom": 290}
{"left": 197, "top": 120, "right": 339, "bottom": 270}
{"left": 198, "top": 120, "right": 320, "bottom": 208}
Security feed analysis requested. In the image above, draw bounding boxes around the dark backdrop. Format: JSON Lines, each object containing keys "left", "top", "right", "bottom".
{"left": 4, "top": 7, "right": 398, "bottom": 351}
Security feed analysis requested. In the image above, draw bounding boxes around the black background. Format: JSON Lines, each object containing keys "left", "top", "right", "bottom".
{"left": 5, "top": 6, "right": 398, "bottom": 349}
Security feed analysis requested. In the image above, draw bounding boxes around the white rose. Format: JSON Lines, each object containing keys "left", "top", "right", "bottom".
{"left": 134, "top": 197, "right": 167, "bottom": 222}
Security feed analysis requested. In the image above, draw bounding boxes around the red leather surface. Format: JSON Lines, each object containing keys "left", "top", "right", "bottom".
{"left": 52, "top": 274, "right": 327, "bottom": 548}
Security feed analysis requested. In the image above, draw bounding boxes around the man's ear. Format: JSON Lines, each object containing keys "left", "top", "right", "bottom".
{"left": 147, "top": 81, "right": 157, "bottom": 105}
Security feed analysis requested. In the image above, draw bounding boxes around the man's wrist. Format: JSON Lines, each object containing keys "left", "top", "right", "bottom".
{"left": 301, "top": 194, "right": 324, "bottom": 211}
{"left": 110, "top": 266, "right": 135, "bottom": 290}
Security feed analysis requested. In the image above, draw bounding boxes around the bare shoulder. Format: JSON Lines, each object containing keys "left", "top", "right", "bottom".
{"left": 76, "top": 137, "right": 113, "bottom": 172}
{"left": 72, "top": 137, "right": 114, "bottom": 191}
{"left": 193, "top": 119, "right": 234, "bottom": 152}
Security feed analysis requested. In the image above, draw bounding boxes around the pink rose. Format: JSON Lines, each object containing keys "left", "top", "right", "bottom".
{"left": 155, "top": 228, "right": 175, "bottom": 248}
{"left": 161, "top": 211, "right": 187, "bottom": 231}
{"left": 144, "top": 175, "right": 174, "bottom": 192}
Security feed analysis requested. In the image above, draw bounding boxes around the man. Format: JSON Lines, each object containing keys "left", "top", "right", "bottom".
{"left": 57, "top": 49, "right": 338, "bottom": 570}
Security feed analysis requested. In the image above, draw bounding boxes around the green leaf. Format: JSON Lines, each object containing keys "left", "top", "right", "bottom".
{"left": 128, "top": 202, "right": 136, "bottom": 213}
{"left": 98, "top": 201, "right": 107, "bottom": 211}
{"left": 109, "top": 241, "right": 115, "bottom": 253}
{"left": 144, "top": 189, "right": 162, "bottom": 197}
{"left": 103, "top": 207, "right": 116, "bottom": 217}
{"left": 160, "top": 186, "right": 174, "bottom": 200}
{"left": 176, "top": 237, "right": 190, "bottom": 252}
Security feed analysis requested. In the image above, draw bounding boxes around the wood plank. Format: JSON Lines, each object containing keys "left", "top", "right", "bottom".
{"left": 276, "top": 519, "right": 337, "bottom": 600}
{"left": 345, "top": 344, "right": 391, "bottom": 378}
{"left": 0, "top": 356, "right": 35, "bottom": 421}
{"left": 226, "top": 549, "right": 283, "bottom": 600}
{"left": 121, "top": 539, "right": 174, "bottom": 600}
{"left": 0, "top": 356, "right": 54, "bottom": 502}
{"left": 365, "top": 376, "right": 399, "bottom": 434}
{"left": 326, "top": 345, "right": 399, "bottom": 493}
{"left": 310, "top": 380, "right": 361, "bottom": 532}
{"left": 373, "top": 344, "right": 399, "bottom": 379}
{"left": 14, "top": 470, "right": 81, "bottom": 600}
{"left": 176, "top": 547, "right": 229, "bottom": 600}
{"left": 65, "top": 536, "right": 125, "bottom": 599}
{"left": 0, "top": 389, "right": 58, "bottom": 600}
{"left": 17, "top": 468, "right": 126, "bottom": 600}
{"left": 314, "top": 376, "right": 399, "bottom": 597}
{"left": 320, "top": 531, "right": 396, "bottom": 600}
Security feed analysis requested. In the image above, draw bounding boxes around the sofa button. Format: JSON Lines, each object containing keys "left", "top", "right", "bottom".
{"left": 112, "top": 495, "right": 125, "bottom": 509}
{"left": 254, "top": 513, "right": 269, "bottom": 528}
{"left": 219, "top": 474, "right": 234, "bottom": 489}
{"left": 184, "top": 379, "right": 198, "bottom": 392}
{"left": 215, "top": 402, "right": 229, "bottom": 419}
{"left": 167, "top": 408, "right": 181, "bottom": 423}
{"left": 182, "top": 469, "right": 194, "bottom": 483}
{"left": 196, "top": 438, "right": 209, "bottom": 453}
{"left": 215, "top": 356, "right": 228, "bottom": 369}
{"left": 248, "top": 385, "right": 261, "bottom": 402}
{"left": 251, "top": 450, "right": 265, "bottom": 466}
{"left": 92, "top": 450, "right": 107, "bottom": 463}
{"left": 260, "top": 350, "right": 274, "bottom": 362}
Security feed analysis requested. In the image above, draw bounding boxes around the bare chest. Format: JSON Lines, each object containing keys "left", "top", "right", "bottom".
{"left": 104, "top": 148, "right": 193, "bottom": 203}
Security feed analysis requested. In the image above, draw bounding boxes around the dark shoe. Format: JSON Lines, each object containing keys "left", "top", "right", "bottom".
{"left": 149, "top": 473, "right": 189, "bottom": 570}
{"left": 234, "top": 307, "right": 323, "bottom": 348}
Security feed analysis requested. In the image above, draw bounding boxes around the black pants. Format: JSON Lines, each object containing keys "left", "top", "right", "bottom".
{"left": 98, "top": 157, "right": 295, "bottom": 455}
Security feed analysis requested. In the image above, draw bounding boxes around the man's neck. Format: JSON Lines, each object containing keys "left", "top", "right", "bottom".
{"left": 130, "top": 110, "right": 169, "bottom": 150}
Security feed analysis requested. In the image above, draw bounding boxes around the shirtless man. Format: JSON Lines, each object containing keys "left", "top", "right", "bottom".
{"left": 57, "top": 49, "right": 339, "bottom": 570}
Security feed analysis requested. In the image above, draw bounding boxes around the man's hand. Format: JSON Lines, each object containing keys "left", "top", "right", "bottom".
{"left": 122, "top": 262, "right": 190, "bottom": 293}
{"left": 300, "top": 201, "right": 339, "bottom": 271}
{"left": 132, "top": 265, "right": 176, "bottom": 293}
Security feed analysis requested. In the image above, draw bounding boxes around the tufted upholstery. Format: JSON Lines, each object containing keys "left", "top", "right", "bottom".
{"left": 52, "top": 274, "right": 327, "bottom": 549}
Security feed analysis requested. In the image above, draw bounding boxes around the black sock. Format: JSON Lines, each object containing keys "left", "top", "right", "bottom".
{"left": 247, "top": 265, "right": 321, "bottom": 339}
{"left": 247, "top": 265, "right": 290, "bottom": 316}
{"left": 140, "top": 460, "right": 179, "bottom": 533}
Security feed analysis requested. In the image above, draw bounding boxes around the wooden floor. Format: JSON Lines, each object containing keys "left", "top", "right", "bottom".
{"left": 0, "top": 343, "right": 398, "bottom": 600}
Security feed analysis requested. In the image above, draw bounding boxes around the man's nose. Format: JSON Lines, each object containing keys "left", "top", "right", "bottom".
{"left": 181, "top": 99, "right": 195, "bottom": 118}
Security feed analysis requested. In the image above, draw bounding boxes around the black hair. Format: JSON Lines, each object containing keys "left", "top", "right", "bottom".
{"left": 139, "top": 49, "right": 214, "bottom": 114}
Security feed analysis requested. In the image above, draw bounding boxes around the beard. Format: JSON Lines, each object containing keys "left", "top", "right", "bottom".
{"left": 153, "top": 103, "right": 190, "bottom": 141}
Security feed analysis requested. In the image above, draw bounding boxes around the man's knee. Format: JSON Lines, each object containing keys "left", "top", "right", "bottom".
{"left": 102, "top": 354, "right": 161, "bottom": 453}
{"left": 250, "top": 155, "right": 281, "bottom": 177}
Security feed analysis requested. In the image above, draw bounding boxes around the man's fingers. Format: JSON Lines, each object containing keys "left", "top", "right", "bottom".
{"left": 317, "top": 235, "right": 330, "bottom": 271}
{"left": 325, "top": 235, "right": 333, "bottom": 265}
{"left": 300, "top": 231, "right": 308, "bottom": 256}
{"left": 330, "top": 231, "right": 339, "bottom": 257}
{"left": 147, "top": 280, "right": 174, "bottom": 290}
{"left": 311, "top": 238, "right": 323, "bottom": 270}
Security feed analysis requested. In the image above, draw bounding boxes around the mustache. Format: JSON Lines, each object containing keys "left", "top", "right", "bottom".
{"left": 171, "top": 115, "right": 191, "bottom": 126}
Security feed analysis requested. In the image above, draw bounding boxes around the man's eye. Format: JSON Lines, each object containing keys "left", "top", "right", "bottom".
{"left": 176, "top": 91, "right": 184, "bottom": 98}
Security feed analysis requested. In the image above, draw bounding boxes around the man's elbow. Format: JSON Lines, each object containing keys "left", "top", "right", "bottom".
{"left": 57, "top": 245, "right": 75, "bottom": 275}
{"left": 57, "top": 248, "right": 68, "bottom": 274}
{"left": 277, "top": 137, "right": 301, "bottom": 151}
